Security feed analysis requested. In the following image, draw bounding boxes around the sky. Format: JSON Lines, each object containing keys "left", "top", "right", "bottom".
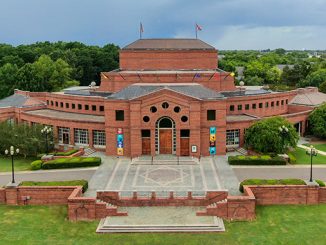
{"left": 0, "top": 0, "right": 325, "bottom": 50}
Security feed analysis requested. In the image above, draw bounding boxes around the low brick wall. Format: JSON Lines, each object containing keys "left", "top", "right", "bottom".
{"left": 248, "top": 185, "right": 320, "bottom": 205}
{"left": 0, "top": 188, "right": 5, "bottom": 204}
{"left": 96, "top": 191, "right": 228, "bottom": 207}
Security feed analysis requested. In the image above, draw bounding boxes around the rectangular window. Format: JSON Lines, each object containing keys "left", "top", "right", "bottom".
{"left": 226, "top": 129, "right": 240, "bottom": 147}
{"left": 245, "top": 104, "right": 249, "bottom": 110}
{"left": 276, "top": 101, "right": 280, "bottom": 106}
{"left": 271, "top": 101, "right": 274, "bottom": 107}
{"left": 46, "top": 100, "right": 49, "bottom": 105}
{"left": 92, "top": 105, "right": 96, "bottom": 111}
{"left": 259, "top": 103, "right": 263, "bottom": 108}
{"left": 100, "top": 106, "right": 104, "bottom": 112}
{"left": 207, "top": 110, "right": 216, "bottom": 121}
{"left": 286, "top": 99, "right": 288, "bottom": 104}
{"left": 93, "top": 130, "right": 106, "bottom": 147}
{"left": 85, "top": 105, "right": 89, "bottom": 110}
{"left": 265, "top": 102, "right": 269, "bottom": 108}
{"left": 180, "top": 129, "right": 190, "bottom": 138}
{"left": 58, "top": 127, "right": 70, "bottom": 144}
{"left": 66, "top": 103, "right": 69, "bottom": 108}
{"left": 141, "top": 129, "right": 151, "bottom": 138}
{"left": 252, "top": 103, "right": 257, "bottom": 109}
{"left": 281, "top": 100, "right": 284, "bottom": 105}
{"left": 55, "top": 101, "right": 58, "bottom": 107}
{"left": 238, "top": 105, "right": 242, "bottom": 111}
{"left": 230, "top": 105, "right": 234, "bottom": 111}
{"left": 51, "top": 101, "right": 53, "bottom": 106}
{"left": 115, "top": 110, "right": 124, "bottom": 121}
{"left": 74, "top": 128, "right": 89, "bottom": 145}
{"left": 60, "top": 102, "right": 63, "bottom": 108}
{"left": 78, "top": 104, "right": 82, "bottom": 110}
{"left": 72, "top": 103, "right": 75, "bottom": 109}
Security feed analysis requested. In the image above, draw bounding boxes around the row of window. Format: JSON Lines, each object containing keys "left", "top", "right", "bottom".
{"left": 58, "top": 127, "right": 106, "bottom": 147}
{"left": 229, "top": 99, "right": 288, "bottom": 112}
{"left": 47, "top": 100, "right": 104, "bottom": 112}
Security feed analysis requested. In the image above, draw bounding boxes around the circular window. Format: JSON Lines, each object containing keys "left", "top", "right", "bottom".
{"left": 162, "top": 102, "right": 169, "bottom": 109}
{"left": 150, "top": 106, "right": 157, "bottom": 113}
{"left": 174, "top": 106, "right": 181, "bottom": 113}
{"left": 181, "top": 116, "right": 188, "bottom": 122}
{"left": 143, "top": 116, "right": 150, "bottom": 122}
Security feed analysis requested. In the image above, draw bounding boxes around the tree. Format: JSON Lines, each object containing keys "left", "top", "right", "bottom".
{"left": 245, "top": 117, "right": 299, "bottom": 154}
{"left": 0, "top": 63, "right": 19, "bottom": 98}
{"left": 300, "top": 69, "right": 326, "bottom": 88}
{"left": 309, "top": 103, "right": 326, "bottom": 138}
{"left": 319, "top": 81, "right": 326, "bottom": 93}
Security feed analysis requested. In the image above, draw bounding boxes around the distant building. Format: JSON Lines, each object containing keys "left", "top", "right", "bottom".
{"left": 276, "top": 64, "right": 295, "bottom": 71}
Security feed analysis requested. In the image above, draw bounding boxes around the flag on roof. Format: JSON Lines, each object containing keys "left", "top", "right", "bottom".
{"left": 196, "top": 23, "right": 202, "bottom": 31}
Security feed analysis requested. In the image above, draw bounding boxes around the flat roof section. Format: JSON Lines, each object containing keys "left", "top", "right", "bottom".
{"left": 24, "top": 109, "right": 105, "bottom": 123}
{"left": 226, "top": 114, "right": 259, "bottom": 122}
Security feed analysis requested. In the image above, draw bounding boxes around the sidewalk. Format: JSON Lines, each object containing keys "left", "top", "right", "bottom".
{"left": 297, "top": 144, "right": 326, "bottom": 156}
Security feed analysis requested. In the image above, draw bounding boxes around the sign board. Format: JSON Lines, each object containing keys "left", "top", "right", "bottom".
{"left": 117, "top": 128, "right": 123, "bottom": 134}
{"left": 191, "top": 145, "right": 197, "bottom": 153}
{"left": 116, "top": 128, "right": 124, "bottom": 156}
{"left": 209, "top": 127, "right": 217, "bottom": 155}
{"left": 117, "top": 148, "right": 124, "bottom": 155}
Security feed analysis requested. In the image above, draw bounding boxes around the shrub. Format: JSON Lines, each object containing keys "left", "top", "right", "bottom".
{"left": 239, "top": 178, "right": 306, "bottom": 192}
{"left": 228, "top": 155, "right": 286, "bottom": 165}
{"left": 53, "top": 149, "right": 78, "bottom": 156}
{"left": 316, "top": 179, "right": 325, "bottom": 187}
{"left": 20, "top": 180, "right": 88, "bottom": 192}
{"left": 287, "top": 152, "right": 297, "bottom": 164}
{"left": 30, "top": 160, "right": 43, "bottom": 170}
{"left": 41, "top": 157, "right": 101, "bottom": 169}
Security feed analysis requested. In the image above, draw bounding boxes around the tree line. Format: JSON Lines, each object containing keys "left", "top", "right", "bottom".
{"left": 219, "top": 48, "right": 326, "bottom": 92}
{"left": 0, "top": 41, "right": 119, "bottom": 99}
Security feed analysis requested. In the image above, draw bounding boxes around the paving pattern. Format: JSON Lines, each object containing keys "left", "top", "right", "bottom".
{"left": 103, "top": 157, "right": 222, "bottom": 192}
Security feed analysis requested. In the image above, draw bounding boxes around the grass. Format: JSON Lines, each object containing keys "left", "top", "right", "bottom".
{"left": 303, "top": 143, "right": 326, "bottom": 152}
{"left": 0, "top": 205, "right": 326, "bottom": 245}
{"left": 291, "top": 147, "right": 326, "bottom": 164}
{"left": 20, "top": 180, "right": 88, "bottom": 192}
{"left": 0, "top": 156, "right": 37, "bottom": 172}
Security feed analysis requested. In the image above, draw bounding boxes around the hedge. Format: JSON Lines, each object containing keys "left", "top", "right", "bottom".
{"left": 41, "top": 157, "right": 101, "bottom": 169}
{"left": 316, "top": 179, "right": 326, "bottom": 187}
{"left": 239, "top": 178, "right": 306, "bottom": 192}
{"left": 20, "top": 180, "right": 88, "bottom": 192}
{"left": 30, "top": 160, "right": 43, "bottom": 170}
{"left": 228, "top": 155, "right": 287, "bottom": 165}
{"left": 53, "top": 149, "right": 78, "bottom": 156}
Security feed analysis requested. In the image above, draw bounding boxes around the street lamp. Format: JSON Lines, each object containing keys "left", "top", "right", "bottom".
{"left": 41, "top": 126, "right": 52, "bottom": 154}
{"left": 306, "top": 145, "right": 317, "bottom": 182}
{"left": 5, "top": 146, "right": 19, "bottom": 184}
{"left": 279, "top": 125, "right": 289, "bottom": 153}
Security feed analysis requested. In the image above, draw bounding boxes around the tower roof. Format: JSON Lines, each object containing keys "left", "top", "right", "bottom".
{"left": 122, "top": 38, "right": 216, "bottom": 50}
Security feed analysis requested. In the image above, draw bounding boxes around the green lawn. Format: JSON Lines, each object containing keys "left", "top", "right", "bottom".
{"left": 303, "top": 143, "right": 326, "bottom": 152}
{"left": 292, "top": 147, "right": 326, "bottom": 164}
{"left": 0, "top": 205, "right": 326, "bottom": 245}
{"left": 0, "top": 156, "right": 36, "bottom": 172}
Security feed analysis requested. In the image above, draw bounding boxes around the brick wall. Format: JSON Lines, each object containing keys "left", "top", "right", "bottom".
{"left": 0, "top": 188, "right": 5, "bottom": 204}
{"left": 319, "top": 187, "right": 326, "bottom": 203}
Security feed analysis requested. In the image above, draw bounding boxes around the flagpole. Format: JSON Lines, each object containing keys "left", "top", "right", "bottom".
{"left": 195, "top": 23, "right": 197, "bottom": 39}
{"left": 140, "top": 23, "right": 142, "bottom": 39}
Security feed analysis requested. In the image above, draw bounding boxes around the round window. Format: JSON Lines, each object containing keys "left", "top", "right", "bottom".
{"left": 174, "top": 106, "right": 181, "bottom": 113}
{"left": 143, "top": 116, "right": 150, "bottom": 122}
{"left": 181, "top": 116, "right": 188, "bottom": 122}
{"left": 162, "top": 102, "right": 169, "bottom": 109}
{"left": 150, "top": 106, "right": 157, "bottom": 113}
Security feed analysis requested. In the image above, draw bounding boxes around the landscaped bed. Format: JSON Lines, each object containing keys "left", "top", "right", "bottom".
{"left": 30, "top": 157, "right": 101, "bottom": 170}
{"left": 20, "top": 180, "right": 88, "bottom": 192}
{"left": 228, "top": 155, "right": 287, "bottom": 165}
{"left": 0, "top": 205, "right": 326, "bottom": 244}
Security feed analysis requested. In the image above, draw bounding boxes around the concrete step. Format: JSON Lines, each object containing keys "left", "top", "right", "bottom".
{"left": 96, "top": 216, "right": 225, "bottom": 233}
{"left": 208, "top": 199, "right": 227, "bottom": 208}
{"left": 84, "top": 148, "right": 96, "bottom": 156}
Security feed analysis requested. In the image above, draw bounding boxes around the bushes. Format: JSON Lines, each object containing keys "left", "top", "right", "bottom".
{"left": 287, "top": 152, "right": 297, "bottom": 164}
{"left": 41, "top": 157, "right": 101, "bottom": 169}
{"left": 53, "top": 149, "right": 78, "bottom": 156}
{"left": 30, "top": 160, "right": 42, "bottom": 170}
{"left": 228, "top": 155, "right": 286, "bottom": 165}
{"left": 239, "top": 178, "right": 306, "bottom": 192}
{"left": 20, "top": 180, "right": 88, "bottom": 192}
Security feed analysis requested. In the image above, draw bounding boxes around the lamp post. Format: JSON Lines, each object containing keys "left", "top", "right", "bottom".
{"left": 306, "top": 145, "right": 317, "bottom": 183}
{"left": 41, "top": 126, "right": 52, "bottom": 154}
{"left": 278, "top": 125, "right": 289, "bottom": 153}
{"left": 5, "top": 146, "right": 19, "bottom": 184}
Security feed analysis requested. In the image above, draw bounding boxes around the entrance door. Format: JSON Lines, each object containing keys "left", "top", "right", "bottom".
{"left": 159, "top": 129, "right": 172, "bottom": 154}
{"left": 142, "top": 138, "right": 151, "bottom": 155}
{"left": 180, "top": 138, "right": 189, "bottom": 156}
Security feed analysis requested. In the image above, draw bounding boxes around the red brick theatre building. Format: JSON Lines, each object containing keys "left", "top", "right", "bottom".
{"left": 1, "top": 39, "right": 325, "bottom": 157}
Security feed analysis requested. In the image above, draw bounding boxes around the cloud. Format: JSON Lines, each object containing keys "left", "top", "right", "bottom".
{"left": 0, "top": 0, "right": 325, "bottom": 49}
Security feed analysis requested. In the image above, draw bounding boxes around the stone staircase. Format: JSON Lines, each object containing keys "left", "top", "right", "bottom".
{"left": 131, "top": 156, "right": 199, "bottom": 165}
{"left": 197, "top": 199, "right": 228, "bottom": 217}
{"left": 236, "top": 147, "right": 248, "bottom": 155}
{"left": 83, "top": 147, "right": 96, "bottom": 156}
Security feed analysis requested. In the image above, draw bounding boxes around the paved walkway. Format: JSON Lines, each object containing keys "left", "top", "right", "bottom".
{"left": 298, "top": 144, "right": 326, "bottom": 156}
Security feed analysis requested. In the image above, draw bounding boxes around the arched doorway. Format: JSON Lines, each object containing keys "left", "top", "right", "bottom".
{"left": 155, "top": 117, "right": 176, "bottom": 154}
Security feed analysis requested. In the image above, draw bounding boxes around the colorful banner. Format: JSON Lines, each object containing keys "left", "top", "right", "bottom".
{"left": 209, "top": 126, "right": 216, "bottom": 155}
{"left": 117, "top": 128, "right": 124, "bottom": 156}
